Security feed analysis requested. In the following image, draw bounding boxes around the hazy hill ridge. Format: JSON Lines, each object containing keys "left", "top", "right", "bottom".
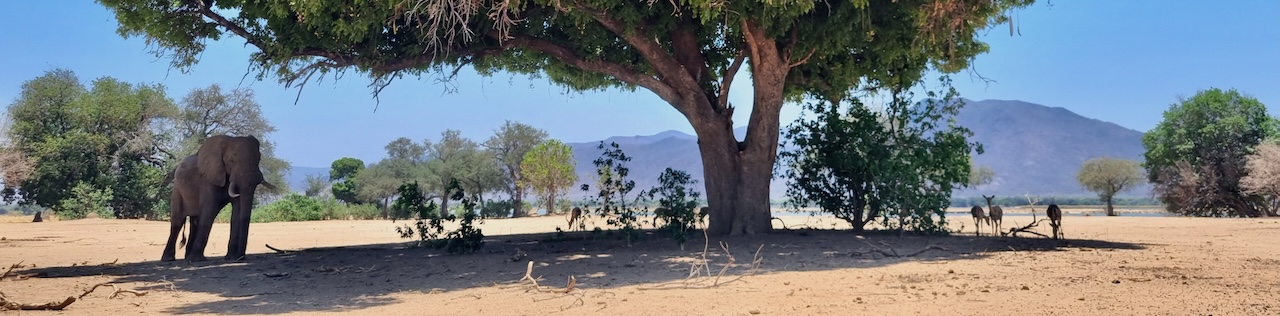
{"left": 287, "top": 99, "right": 1151, "bottom": 199}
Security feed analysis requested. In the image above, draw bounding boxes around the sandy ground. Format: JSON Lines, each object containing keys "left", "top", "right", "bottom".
{"left": 1, "top": 209, "right": 1277, "bottom": 315}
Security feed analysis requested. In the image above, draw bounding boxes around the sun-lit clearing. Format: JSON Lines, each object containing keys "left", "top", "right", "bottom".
{"left": 556, "top": 253, "right": 613, "bottom": 261}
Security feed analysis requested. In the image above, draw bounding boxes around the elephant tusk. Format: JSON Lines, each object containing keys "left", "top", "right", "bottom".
{"left": 228, "top": 185, "right": 240, "bottom": 198}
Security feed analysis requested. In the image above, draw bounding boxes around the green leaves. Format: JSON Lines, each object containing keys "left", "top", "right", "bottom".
{"left": 779, "top": 76, "right": 977, "bottom": 234}
{"left": 1142, "top": 88, "right": 1277, "bottom": 217}
{"left": 520, "top": 139, "right": 577, "bottom": 214}
{"left": 5, "top": 69, "right": 179, "bottom": 218}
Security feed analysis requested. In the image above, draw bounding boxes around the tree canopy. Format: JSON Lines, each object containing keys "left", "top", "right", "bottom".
{"left": 99, "top": 0, "right": 1033, "bottom": 235}
{"left": 4, "top": 69, "right": 178, "bottom": 218}
{"left": 1142, "top": 88, "right": 1278, "bottom": 217}
{"left": 1075, "top": 157, "right": 1144, "bottom": 216}
{"left": 521, "top": 139, "right": 577, "bottom": 216}
{"left": 779, "top": 81, "right": 978, "bottom": 233}
{"left": 483, "top": 120, "right": 548, "bottom": 217}
{"left": 329, "top": 157, "right": 365, "bottom": 204}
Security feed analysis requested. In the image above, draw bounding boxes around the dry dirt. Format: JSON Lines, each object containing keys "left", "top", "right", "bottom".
{"left": 1, "top": 210, "right": 1277, "bottom": 315}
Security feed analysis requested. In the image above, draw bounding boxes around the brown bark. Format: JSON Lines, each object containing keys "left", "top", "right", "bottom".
{"left": 1105, "top": 197, "right": 1116, "bottom": 216}
{"left": 694, "top": 19, "right": 791, "bottom": 236}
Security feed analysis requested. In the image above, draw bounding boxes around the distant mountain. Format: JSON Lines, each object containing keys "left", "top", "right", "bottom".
{"left": 284, "top": 99, "right": 1151, "bottom": 199}
{"left": 952, "top": 99, "right": 1151, "bottom": 198}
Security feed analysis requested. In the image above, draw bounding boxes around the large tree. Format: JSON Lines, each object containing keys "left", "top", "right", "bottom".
{"left": 1142, "top": 88, "right": 1278, "bottom": 217}
{"left": 100, "top": 0, "right": 1032, "bottom": 235}
{"left": 5, "top": 69, "right": 178, "bottom": 218}
{"left": 483, "top": 120, "right": 548, "bottom": 218}
{"left": 1075, "top": 157, "right": 1144, "bottom": 217}
{"left": 170, "top": 84, "right": 291, "bottom": 196}
{"left": 425, "top": 129, "right": 479, "bottom": 217}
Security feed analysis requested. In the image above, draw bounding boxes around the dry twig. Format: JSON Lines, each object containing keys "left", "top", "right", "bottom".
{"left": 848, "top": 243, "right": 954, "bottom": 258}
{"left": 79, "top": 283, "right": 148, "bottom": 299}
{"left": 518, "top": 261, "right": 576, "bottom": 293}
{"left": 266, "top": 244, "right": 297, "bottom": 254}
{"left": 0, "top": 261, "right": 22, "bottom": 280}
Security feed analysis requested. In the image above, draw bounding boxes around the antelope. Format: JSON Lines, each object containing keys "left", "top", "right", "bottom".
{"left": 969, "top": 205, "right": 987, "bottom": 236}
{"left": 982, "top": 195, "right": 1004, "bottom": 236}
{"left": 567, "top": 206, "right": 583, "bottom": 230}
{"left": 1046, "top": 204, "right": 1063, "bottom": 239}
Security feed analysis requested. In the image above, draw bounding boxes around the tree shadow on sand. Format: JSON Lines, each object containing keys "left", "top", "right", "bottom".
{"left": 16, "top": 228, "right": 1145, "bottom": 314}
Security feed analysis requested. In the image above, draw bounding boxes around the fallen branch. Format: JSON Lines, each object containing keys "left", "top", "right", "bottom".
{"left": 265, "top": 244, "right": 297, "bottom": 254}
{"left": 518, "top": 261, "right": 576, "bottom": 293}
{"left": 849, "top": 243, "right": 953, "bottom": 258}
{"left": 0, "top": 261, "right": 22, "bottom": 280}
{"left": 1004, "top": 219, "right": 1052, "bottom": 238}
{"left": 0, "top": 292, "right": 76, "bottom": 311}
{"left": 639, "top": 242, "right": 765, "bottom": 290}
{"left": 79, "top": 283, "right": 148, "bottom": 299}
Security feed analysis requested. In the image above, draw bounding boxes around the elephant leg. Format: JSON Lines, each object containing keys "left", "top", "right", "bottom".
{"left": 161, "top": 215, "right": 184, "bottom": 262}
{"left": 226, "top": 198, "right": 252, "bottom": 261}
{"left": 188, "top": 194, "right": 225, "bottom": 262}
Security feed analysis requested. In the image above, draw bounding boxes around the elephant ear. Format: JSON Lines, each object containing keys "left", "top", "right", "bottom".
{"left": 197, "top": 135, "right": 230, "bottom": 187}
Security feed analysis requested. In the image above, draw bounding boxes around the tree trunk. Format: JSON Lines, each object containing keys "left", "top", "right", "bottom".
{"left": 510, "top": 182, "right": 524, "bottom": 218}
{"left": 1105, "top": 196, "right": 1116, "bottom": 216}
{"left": 692, "top": 20, "right": 789, "bottom": 236}
{"left": 439, "top": 193, "right": 451, "bottom": 218}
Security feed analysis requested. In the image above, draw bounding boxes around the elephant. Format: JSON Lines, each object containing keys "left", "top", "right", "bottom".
{"left": 161, "top": 135, "right": 275, "bottom": 262}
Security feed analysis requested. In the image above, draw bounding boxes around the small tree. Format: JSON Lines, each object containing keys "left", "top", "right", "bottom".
{"left": 1241, "top": 141, "right": 1280, "bottom": 216}
{"left": 303, "top": 174, "right": 329, "bottom": 197}
{"left": 484, "top": 121, "right": 549, "bottom": 218}
{"left": 520, "top": 139, "right": 577, "bottom": 218}
{"left": 779, "top": 78, "right": 978, "bottom": 234}
{"left": 969, "top": 161, "right": 995, "bottom": 187}
{"left": 1076, "top": 157, "right": 1145, "bottom": 216}
{"left": 329, "top": 157, "right": 364, "bottom": 204}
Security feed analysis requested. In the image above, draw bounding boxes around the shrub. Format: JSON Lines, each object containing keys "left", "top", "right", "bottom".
{"left": 393, "top": 180, "right": 485, "bottom": 254}
{"left": 642, "top": 168, "right": 704, "bottom": 248}
{"left": 56, "top": 182, "right": 113, "bottom": 220}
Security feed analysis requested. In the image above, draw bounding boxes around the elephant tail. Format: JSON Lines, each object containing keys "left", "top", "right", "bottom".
{"left": 178, "top": 224, "right": 188, "bottom": 250}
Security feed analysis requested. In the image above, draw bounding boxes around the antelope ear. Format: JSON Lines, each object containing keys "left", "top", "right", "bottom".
{"left": 197, "top": 135, "right": 230, "bottom": 187}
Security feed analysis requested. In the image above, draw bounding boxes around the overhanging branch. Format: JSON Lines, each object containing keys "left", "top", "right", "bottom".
{"left": 500, "top": 33, "right": 680, "bottom": 105}
{"left": 718, "top": 49, "right": 744, "bottom": 111}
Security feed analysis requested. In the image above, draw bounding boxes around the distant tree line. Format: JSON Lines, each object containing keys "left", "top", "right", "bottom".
{"left": 0, "top": 69, "right": 290, "bottom": 220}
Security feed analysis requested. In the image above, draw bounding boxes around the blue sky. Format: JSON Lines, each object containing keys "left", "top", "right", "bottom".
{"left": 1, "top": 1, "right": 1276, "bottom": 168}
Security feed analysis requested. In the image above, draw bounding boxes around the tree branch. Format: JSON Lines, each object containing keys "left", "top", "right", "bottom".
{"left": 500, "top": 33, "right": 680, "bottom": 105}
{"left": 557, "top": 1, "right": 704, "bottom": 110}
{"left": 786, "top": 48, "right": 817, "bottom": 68}
{"left": 718, "top": 49, "right": 744, "bottom": 111}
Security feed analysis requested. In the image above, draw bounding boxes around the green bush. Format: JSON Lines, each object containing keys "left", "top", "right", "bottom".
{"left": 56, "top": 182, "right": 113, "bottom": 220}
{"left": 393, "top": 180, "right": 485, "bottom": 254}
{"left": 480, "top": 200, "right": 514, "bottom": 218}
{"left": 642, "top": 168, "right": 704, "bottom": 248}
